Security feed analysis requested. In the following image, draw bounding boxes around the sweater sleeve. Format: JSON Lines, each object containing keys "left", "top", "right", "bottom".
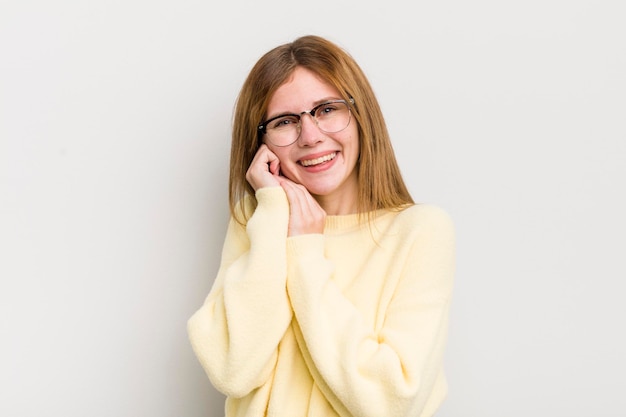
{"left": 187, "top": 187, "right": 293, "bottom": 398}
{"left": 286, "top": 206, "right": 455, "bottom": 417}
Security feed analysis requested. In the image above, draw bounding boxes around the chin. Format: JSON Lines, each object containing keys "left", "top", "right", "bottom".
{"left": 303, "top": 183, "right": 338, "bottom": 196}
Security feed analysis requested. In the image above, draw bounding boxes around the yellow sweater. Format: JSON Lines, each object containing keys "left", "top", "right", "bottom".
{"left": 188, "top": 186, "right": 455, "bottom": 417}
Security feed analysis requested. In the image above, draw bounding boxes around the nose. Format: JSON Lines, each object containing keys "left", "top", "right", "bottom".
{"left": 297, "top": 113, "right": 323, "bottom": 146}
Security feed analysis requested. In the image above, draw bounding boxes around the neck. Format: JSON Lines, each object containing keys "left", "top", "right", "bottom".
{"left": 314, "top": 193, "right": 358, "bottom": 216}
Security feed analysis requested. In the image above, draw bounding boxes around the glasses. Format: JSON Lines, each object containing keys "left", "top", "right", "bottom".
{"left": 258, "top": 98, "right": 354, "bottom": 147}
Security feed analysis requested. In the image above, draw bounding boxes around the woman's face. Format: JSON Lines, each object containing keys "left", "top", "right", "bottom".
{"left": 263, "top": 67, "right": 360, "bottom": 213}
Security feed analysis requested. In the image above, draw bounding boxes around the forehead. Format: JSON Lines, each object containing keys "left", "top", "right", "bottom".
{"left": 267, "top": 67, "right": 340, "bottom": 113}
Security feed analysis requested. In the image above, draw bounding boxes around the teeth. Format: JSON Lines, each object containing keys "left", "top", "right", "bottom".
{"left": 301, "top": 152, "right": 336, "bottom": 167}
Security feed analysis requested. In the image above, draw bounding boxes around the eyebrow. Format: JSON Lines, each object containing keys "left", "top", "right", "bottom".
{"left": 265, "top": 97, "right": 343, "bottom": 120}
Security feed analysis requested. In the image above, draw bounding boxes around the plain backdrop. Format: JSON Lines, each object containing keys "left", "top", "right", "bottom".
{"left": 1, "top": 0, "right": 625, "bottom": 416}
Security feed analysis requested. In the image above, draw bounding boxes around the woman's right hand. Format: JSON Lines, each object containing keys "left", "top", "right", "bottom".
{"left": 245, "top": 144, "right": 282, "bottom": 191}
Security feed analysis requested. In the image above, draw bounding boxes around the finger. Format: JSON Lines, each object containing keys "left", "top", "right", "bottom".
{"left": 246, "top": 145, "right": 281, "bottom": 190}
{"left": 268, "top": 156, "right": 281, "bottom": 177}
{"left": 279, "top": 180, "right": 325, "bottom": 235}
{"left": 257, "top": 146, "right": 281, "bottom": 178}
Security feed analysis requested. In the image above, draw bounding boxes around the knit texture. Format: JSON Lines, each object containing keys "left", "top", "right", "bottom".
{"left": 188, "top": 186, "right": 455, "bottom": 416}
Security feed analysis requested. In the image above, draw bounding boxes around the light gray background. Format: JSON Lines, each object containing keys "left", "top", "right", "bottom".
{"left": 1, "top": 0, "right": 624, "bottom": 416}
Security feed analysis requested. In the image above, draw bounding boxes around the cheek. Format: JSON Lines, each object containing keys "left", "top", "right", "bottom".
{"left": 344, "top": 130, "right": 360, "bottom": 157}
{"left": 269, "top": 148, "right": 296, "bottom": 175}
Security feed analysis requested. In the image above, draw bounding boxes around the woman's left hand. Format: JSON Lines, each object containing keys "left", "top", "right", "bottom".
{"left": 278, "top": 178, "right": 326, "bottom": 236}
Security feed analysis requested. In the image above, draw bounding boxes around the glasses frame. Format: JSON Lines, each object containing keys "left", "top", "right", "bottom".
{"left": 257, "top": 98, "right": 355, "bottom": 147}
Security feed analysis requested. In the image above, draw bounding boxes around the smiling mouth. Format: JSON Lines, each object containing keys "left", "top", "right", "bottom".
{"left": 300, "top": 152, "right": 337, "bottom": 167}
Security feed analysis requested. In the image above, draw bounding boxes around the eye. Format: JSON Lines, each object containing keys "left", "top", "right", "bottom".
{"left": 315, "top": 102, "right": 345, "bottom": 119}
{"left": 318, "top": 103, "right": 338, "bottom": 115}
{"left": 269, "top": 115, "right": 299, "bottom": 130}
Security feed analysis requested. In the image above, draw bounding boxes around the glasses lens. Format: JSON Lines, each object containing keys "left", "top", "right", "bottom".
{"left": 315, "top": 101, "right": 351, "bottom": 134}
{"left": 266, "top": 115, "right": 300, "bottom": 146}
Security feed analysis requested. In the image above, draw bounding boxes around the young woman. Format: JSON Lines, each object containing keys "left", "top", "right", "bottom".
{"left": 188, "top": 35, "right": 455, "bottom": 417}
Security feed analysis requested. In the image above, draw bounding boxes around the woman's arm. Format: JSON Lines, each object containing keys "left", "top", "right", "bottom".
{"left": 287, "top": 206, "right": 455, "bottom": 417}
{"left": 187, "top": 187, "right": 293, "bottom": 398}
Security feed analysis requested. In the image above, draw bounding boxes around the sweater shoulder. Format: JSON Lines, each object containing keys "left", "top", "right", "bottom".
{"left": 395, "top": 203, "right": 454, "bottom": 230}
{"left": 384, "top": 204, "right": 455, "bottom": 248}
